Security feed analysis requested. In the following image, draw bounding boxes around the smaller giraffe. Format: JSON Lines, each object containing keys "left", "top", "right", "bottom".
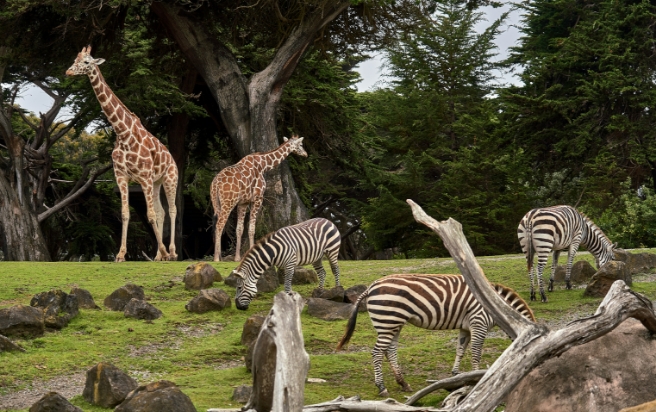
{"left": 210, "top": 135, "right": 307, "bottom": 261}
{"left": 66, "top": 46, "right": 178, "bottom": 262}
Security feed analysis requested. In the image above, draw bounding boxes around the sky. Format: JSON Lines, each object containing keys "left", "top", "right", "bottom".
{"left": 13, "top": 4, "right": 523, "bottom": 114}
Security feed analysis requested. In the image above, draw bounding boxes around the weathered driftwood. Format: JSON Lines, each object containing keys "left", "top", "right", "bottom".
{"left": 304, "top": 395, "right": 448, "bottom": 412}
{"left": 242, "top": 291, "right": 310, "bottom": 412}
{"left": 404, "top": 370, "right": 486, "bottom": 406}
{"left": 406, "top": 199, "right": 656, "bottom": 412}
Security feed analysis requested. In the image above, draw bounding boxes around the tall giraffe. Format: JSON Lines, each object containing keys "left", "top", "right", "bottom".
{"left": 66, "top": 46, "right": 178, "bottom": 262}
{"left": 210, "top": 136, "right": 307, "bottom": 261}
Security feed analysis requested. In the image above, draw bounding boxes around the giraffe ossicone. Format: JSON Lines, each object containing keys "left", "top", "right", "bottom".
{"left": 67, "top": 45, "right": 179, "bottom": 262}
{"left": 210, "top": 135, "right": 308, "bottom": 262}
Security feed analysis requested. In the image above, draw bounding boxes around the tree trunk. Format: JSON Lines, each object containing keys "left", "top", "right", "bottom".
{"left": 0, "top": 172, "right": 50, "bottom": 261}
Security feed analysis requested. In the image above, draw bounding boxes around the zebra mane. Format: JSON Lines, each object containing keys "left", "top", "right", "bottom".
{"left": 235, "top": 231, "right": 276, "bottom": 270}
{"left": 492, "top": 283, "right": 536, "bottom": 322}
{"left": 578, "top": 210, "right": 612, "bottom": 245}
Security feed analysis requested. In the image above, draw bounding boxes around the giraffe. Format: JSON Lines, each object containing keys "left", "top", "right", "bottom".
{"left": 66, "top": 46, "right": 178, "bottom": 262}
{"left": 210, "top": 135, "right": 307, "bottom": 261}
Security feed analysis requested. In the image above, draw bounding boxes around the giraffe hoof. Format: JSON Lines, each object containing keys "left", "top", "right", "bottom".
{"left": 402, "top": 384, "right": 413, "bottom": 392}
{"left": 115, "top": 257, "right": 126, "bottom": 263}
{"left": 378, "top": 389, "right": 390, "bottom": 398}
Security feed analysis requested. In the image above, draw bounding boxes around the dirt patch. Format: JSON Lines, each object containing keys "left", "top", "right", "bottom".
{"left": 0, "top": 371, "right": 85, "bottom": 411}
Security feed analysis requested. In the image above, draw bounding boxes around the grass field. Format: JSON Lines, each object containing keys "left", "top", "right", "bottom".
{"left": 1, "top": 249, "right": 656, "bottom": 411}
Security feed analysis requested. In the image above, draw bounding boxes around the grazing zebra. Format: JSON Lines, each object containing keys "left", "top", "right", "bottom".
{"left": 518, "top": 205, "right": 617, "bottom": 303}
{"left": 232, "top": 218, "right": 341, "bottom": 310}
{"left": 336, "top": 274, "right": 534, "bottom": 397}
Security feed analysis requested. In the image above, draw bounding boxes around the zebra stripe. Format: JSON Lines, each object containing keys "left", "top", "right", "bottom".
{"left": 233, "top": 218, "right": 341, "bottom": 310}
{"left": 336, "top": 274, "right": 534, "bottom": 397}
{"left": 517, "top": 205, "right": 616, "bottom": 302}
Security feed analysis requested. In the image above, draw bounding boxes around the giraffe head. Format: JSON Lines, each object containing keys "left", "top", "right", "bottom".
{"left": 283, "top": 135, "right": 308, "bottom": 157}
{"left": 66, "top": 46, "right": 105, "bottom": 77}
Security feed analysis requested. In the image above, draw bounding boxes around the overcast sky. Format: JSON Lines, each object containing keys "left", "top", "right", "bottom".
{"left": 14, "top": 4, "right": 523, "bottom": 115}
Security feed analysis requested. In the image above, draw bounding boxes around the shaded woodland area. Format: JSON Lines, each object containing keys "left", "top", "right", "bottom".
{"left": 2, "top": 0, "right": 656, "bottom": 261}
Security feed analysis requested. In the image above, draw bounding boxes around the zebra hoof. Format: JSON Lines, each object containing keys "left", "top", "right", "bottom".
{"left": 530, "top": 293, "right": 536, "bottom": 301}
{"left": 378, "top": 389, "right": 390, "bottom": 398}
{"left": 541, "top": 296, "right": 548, "bottom": 303}
{"left": 566, "top": 282, "right": 572, "bottom": 290}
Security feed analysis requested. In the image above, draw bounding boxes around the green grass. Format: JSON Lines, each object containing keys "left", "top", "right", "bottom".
{"left": 2, "top": 250, "right": 656, "bottom": 411}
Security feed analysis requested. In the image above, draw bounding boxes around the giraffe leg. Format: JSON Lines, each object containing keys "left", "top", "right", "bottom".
{"left": 549, "top": 250, "right": 561, "bottom": 292}
{"left": 247, "top": 196, "right": 264, "bottom": 252}
{"left": 153, "top": 182, "right": 165, "bottom": 261}
{"left": 142, "top": 180, "right": 169, "bottom": 261}
{"left": 234, "top": 203, "right": 248, "bottom": 262}
{"left": 452, "top": 329, "right": 471, "bottom": 375}
{"left": 115, "top": 175, "right": 130, "bottom": 262}
{"left": 163, "top": 171, "right": 178, "bottom": 261}
{"left": 213, "top": 203, "right": 233, "bottom": 262}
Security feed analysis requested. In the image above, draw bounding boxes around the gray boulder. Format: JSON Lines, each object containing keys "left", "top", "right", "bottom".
{"left": 114, "top": 380, "right": 197, "bottom": 412}
{"left": 613, "top": 249, "right": 656, "bottom": 275}
{"left": 311, "top": 286, "right": 345, "bottom": 302}
{"left": 185, "top": 289, "right": 231, "bottom": 314}
{"left": 69, "top": 288, "right": 100, "bottom": 310}
{"left": 306, "top": 298, "right": 354, "bottom": 321}
{"left": 506, "top": 318, "right": 656, "bottom": 412}
{"left": 124, "top": 299, "right": 162, "bottom": 321}
{"left": 104, "top": 284, "right": 145, "bottom": 311}
{"left": 82, "top": 362, "right": 138, "bottom": 408}
{"left": 277, "top": 267, "right": 319, "bottom": 285}
{"left": 554, "top": 260, "right": 597, "bottom": 284}
{"left": 241, "top": 315, "right": 265, "bottom": 346}
{"left": 344, "top": 285, "right": 368, "bottom": 312}
{"left": 184, "top": 262, "right": 220, "bottom": 290}
{"left": 29, "top": 392, "right": 82, "bottom": 412}
{"left": 224, "top": 272, "right": 238, "bottom": 288}
{"left": 0, "top": 334, "right": 25, "bottom": 352}
{"left": 584, "top": 261, "right": 632, "bottom": 298}
{"left": 0, "top": 305, "right": 45, "bottom": 338}
{"left": 256, "top": 267, "right": 279, "bottom": 293}
{"left": 232, "top": 385, "right": 252, "bottom": 404}
{"left": 30, "top": 290, "right": 79, "bottom": 329}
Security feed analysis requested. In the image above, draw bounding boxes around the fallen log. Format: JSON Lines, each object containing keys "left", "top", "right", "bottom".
{"left": 404, "top": 370, "right": 486, "bottom": 406}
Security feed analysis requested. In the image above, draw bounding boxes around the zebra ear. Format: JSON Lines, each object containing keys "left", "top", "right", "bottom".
{"left": 232, "top": 270, "right": 244, "bottom": 279}
{"left": 612, "top": 242, "right": 618, "bottom": 249}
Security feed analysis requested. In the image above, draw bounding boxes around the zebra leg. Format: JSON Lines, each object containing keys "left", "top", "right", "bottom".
{"left": 536, "top": 257, "right": 549, "bottom": 303}
{"left": 469, "top": 322, "right": 488, "bottom": 370}
{"left": 452, "top": 329, "right": 471, "bottom": 375}
{"left": 327, "top": 252, "right": 341, "bottom": 287}
{"left": 565, "top": 239, "right": 581, "bottom": 290}
{"left": 312, "top": 260, "right": 328, "bottom": 290}
{"left": 284, "top": 262, "right": 295, "bottom": 294}
{"left": 549, "top": 250, "right": 561, "bottom": 292}
{"left": 386, "top": 331, "right": 412, "bottom": 392}
{"left": 372, "top": 343, "right": 389, "bottom": 397}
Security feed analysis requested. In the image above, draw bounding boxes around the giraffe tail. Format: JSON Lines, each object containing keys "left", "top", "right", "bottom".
{"left": 336, "top": 288, "right": 368, "bottom": 351}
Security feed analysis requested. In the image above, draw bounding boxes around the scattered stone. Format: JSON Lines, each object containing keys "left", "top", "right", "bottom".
{"left": 276, "top": 267, "right": 319, "bottom": 285}
{"left": 124, "top": 299, "right": 163, "bottom": 321}
{"left": 256, "top": 267, "right": 279, "bottom": 293}
{"left": 29, "top": 392, "right": 83, "bottom": 412}
{"left": 184, "top": 262, "right": 220, "bottom": 290}
{"left": 224, "top": 272, "right": 238, "bottom": 288}
{"left": 506, "top": 318, "right": 656, "bottom": 412}
{"left": 620, "top": 399, "right": 656, "bottom": 412}
{"left": 311, "top": 286, "right": 345, "bottom": 302}
{"left": 82, "top": 362, "right": 138, "bottom": 408}
{"left": 69, "top": 288, "right": 100, "bottom": 310}
{"left": 231, "top": 385, "right": 252, "bottom": 404}
{"left": 613, "top": 249, "right": 656, "bottom": 275}
{"left": 344, "top": 285, "right": 368, "bottom": 312}
{"left": 306, "top": 298, "right": 354, "bottom": 321}
{"left": 307, "top": 378, "right": 327, "bottom": 383}
{"left": 0, "top": 334, "right": 25, "bottom": 352}
{"left": 185, "top": 289, "right": 231, "bottom": 314}
{"left": 0, "top": 305, "right": 45, "bottom": 338}
{"left": 104, "top": 284, "right": 145, "bottom": 311}
{"left": 584, "top": 261, "right": 632, "bottom": 298}
{"left": 554, "top": 260, "right": 597, "bottom": 284}
{"left": 30, "top": 290, "right": 79, "bottom": 329}
{"left": 241, "top": 315, "right": 265, "bottom": 346}
{"left": 114, "top": 380, "right": 197, "bottom": 412}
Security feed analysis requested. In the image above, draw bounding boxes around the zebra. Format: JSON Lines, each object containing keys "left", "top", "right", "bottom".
{"left": 336, "top": 274, "right": 535, "bottom": 397}
{"left": 517, "top": 205, "right": 617, "bottom": 303}
{"left": 232, "top": 217, "right": 341, "bottom": 310}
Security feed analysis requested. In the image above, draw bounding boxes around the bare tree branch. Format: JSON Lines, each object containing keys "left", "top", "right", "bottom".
{"left": 405, "top": 370, "right": 487, "bottom": 406}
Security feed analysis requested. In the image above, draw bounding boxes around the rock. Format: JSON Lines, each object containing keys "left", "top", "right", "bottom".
{"left": 584, "top": 261, "right": 632, "bottom": 298}
{"left": 104, "top": 284, "right": 145, "bottom": 311}
{"left": 30, "top": 290, "right": 79, "bottom": 329}
{"left": 620, "top": 399, "right": 656, "bottom": 412}
{"left": 69, "top": 288, "right": 100, "bottom": 310}
{"left": 505, "top": 319, "right": 656, "bottom": 412}
{"left": 553, "top": 260, "right": 597, "bottom": 284}
{"left": 185, "top": 289, "right": 231, "bottom": 314}
{"left": 114, "top": 380, "right": 197, "bottom": 412}
{"left": 256, "top": 267, "right": 279, "bottom": 293}
{"left": 0, "top": 305, "right": 45, "bottom": 338}
{"left": 82, "top": 362, "right": 138, "bottom": 408}
{"left": 311, "top": 286, "right": 345, "bottom": 302}
{"left": 29, "top": 392, "right": 83, "bottom": 412}
{"left": 232, "top": 385, "right": 252, "bottom": 403}
{"left": 613, "top": 249, "right": 656, "bottom": 275}
{"left": 184, "top": 262, "right": 219, "bottom": 290}
{"left": 344, "top": 285, "right": 368, "bottom": 312}
{"left": 613, "top": 248, "right": 631, "bottom": 263}
{"left": 224, "top": 272, "right": 238, "bottom": 288}
{"left": 306, "top": 298, "right": 354, "bottom": 321}
{"left": 241, "top": 315, "right": 265, "bottom": 346}
{"left": 276, "top": 267, "right": 319, "bottom": 285}
{"left": 124, "top": 299, "right": 163, "bottom": 321}
{"left": 0, "top": 334, "right": 25, "bottom": 352}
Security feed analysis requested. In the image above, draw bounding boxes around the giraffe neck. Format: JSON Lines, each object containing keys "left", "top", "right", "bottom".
{"left": 87, "top": 66, "right": 138, "bottom": 142}
{"left": 255, "top": 143, "right": 293, "bottom": 172}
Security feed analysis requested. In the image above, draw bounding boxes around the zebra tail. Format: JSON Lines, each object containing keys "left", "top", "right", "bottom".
{"left": 526, "top": 222, "right": 534, "bottom": 272}
{"left": 336, "top": 290, "right": 367, "bottom": 351}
